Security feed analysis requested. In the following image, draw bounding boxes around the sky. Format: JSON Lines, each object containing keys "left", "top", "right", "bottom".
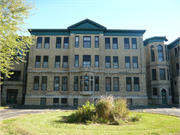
{"left": 24, "top": 0, "right": 180, "bottom": 44}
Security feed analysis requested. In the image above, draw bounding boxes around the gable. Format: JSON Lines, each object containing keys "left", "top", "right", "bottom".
{"left": 68, "top": 19, "right": 106, "bottom": 30}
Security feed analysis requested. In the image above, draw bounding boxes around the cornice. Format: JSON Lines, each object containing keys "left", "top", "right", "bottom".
{"left": 144, "top": 36, "right": 168, "bottom": 46}
{"left": 167, "top": 37, "right": 180, "bottom": 50}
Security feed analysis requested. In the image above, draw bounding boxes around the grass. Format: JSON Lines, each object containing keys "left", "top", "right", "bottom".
{"left": 0, "top": 111, "right": 179, "bottom": 135}
{"left": 0, "top": 106, "right": 8, "bottom": 110}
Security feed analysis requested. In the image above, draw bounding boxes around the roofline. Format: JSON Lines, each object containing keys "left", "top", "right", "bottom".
{"left": 143, "top": 36, "right": 168, "bottom": 46}
{"left": 167, "top": 37, "right": 180, "bottom": 50}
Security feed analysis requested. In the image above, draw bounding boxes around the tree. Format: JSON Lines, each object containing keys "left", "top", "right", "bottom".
{"left": 0, "top": 0, "right": 36, "bottom": 105}
{"left": 0, "top": 0, "right": 36, "bottom": 81}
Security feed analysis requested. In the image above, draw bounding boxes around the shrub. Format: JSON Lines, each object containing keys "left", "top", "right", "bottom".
{"left": 96, "top": 95, "right": 114, "bottom": 119}
{"left": 111, "top": 98, "right": 129, "bottom": 121}
{"left": 129, "top": 114, "right": 141, "bottom": 122}
{"left": 65, "top": 101, "right": 95, "bottom": 123}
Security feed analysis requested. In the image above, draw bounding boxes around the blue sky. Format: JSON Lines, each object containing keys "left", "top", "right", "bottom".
{"left": 25, "top": 0, "right": 180, "bottom": 44}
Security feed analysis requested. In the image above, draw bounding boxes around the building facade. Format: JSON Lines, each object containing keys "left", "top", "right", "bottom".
{"left": 1, "top": 19, "right": 179, "bottom": 106}
{"left": 168, "top": 37, "right": 180, "bottom": 103}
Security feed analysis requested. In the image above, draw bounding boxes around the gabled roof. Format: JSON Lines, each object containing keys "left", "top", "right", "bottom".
{"left": 144, "top": 36, "right": 168, "bottom": 46}
{"left": 67, "top": 18, "right": 106, "bottom": 30}
{"left": 167, "top": 37, "right": 180, "bottom": 50}
{"left": 28, "top": 18, "right": 146, "bottom": 36}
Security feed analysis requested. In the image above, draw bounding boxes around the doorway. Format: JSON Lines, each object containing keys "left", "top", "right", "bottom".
{"left": 161, "top": 89, "right": 167, "bottom": 104}
{"left": 7, "top": 89, "right": 18, "bottom": 104}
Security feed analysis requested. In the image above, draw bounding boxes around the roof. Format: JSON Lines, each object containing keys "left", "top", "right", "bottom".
{"left": 143, "top": 36, "right": 168, "bottom": 46}
{"left": 28, "top": 19, "right": 146, "bottom": 36}
{"left": 167, "top": 37, "right": 180, "bottom": 50}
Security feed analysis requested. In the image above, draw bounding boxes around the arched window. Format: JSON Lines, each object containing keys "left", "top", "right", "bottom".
{"left": 158, "top": 45, "right": 164, "bottom": 61}
{"left": 175, "top": 48, "right": 178, "bottom": 57}
{"left": 176, "top": 63, "right": 179, "bottom": 76}
{"left": 150, "top": 46, "right": 155, "bottom": 62}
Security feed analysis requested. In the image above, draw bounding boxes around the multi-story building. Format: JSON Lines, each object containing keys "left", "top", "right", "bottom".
{"left": 144, "top": 37, "right": 172, "bottom": 104}
{"left": 1, "top": 19, "right": 179, "bottom": 106}
{"left": 24, "top": 19, "right": 148, "bottom": 106}
{"left": 168, "top": 37, "right": 180, "bottom": 103}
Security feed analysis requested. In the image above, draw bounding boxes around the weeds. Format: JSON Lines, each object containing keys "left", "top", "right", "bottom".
{"left": 65, "top": 95, "right": 141, "bottom": 125}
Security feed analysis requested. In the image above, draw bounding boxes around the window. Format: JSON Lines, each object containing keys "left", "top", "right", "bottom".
{"left": 43, "top": 56, "right": 48, "bottom": 68}
{"left": 37, "top": 37, "right": 42, "bottom": 48}
{"left": 63, "top": 56, "right": 68, "bottom": 68}
{"left": 41, "top": 98, "right": 46, "bottom": 105}
{"left": 62, "top": 77, "right": 67, "bottom": 91}
{"left": 80, "top": 76, "right": 82, "bottom": 91}
{"left": 150, "top": 46, "right": 155, "bottom": 62}
{"left": 73, "top": 98, "right": 78, "bottom": 107}
{"left": 53, "top": 98, "right": 59, "bottom": 105}
{"left": 83, "top": 36, "right": 91, "bottom": 48}
{"left": 165, "top": 46, "right": 168, "bottom": 61}
{"left": 35, "top": 56, "right": 41, "bottom": 68}
{"left": 56, "top": 37, "right": 61, "bottom": 48}
{"left": 64, "top": 37, "right": 69, "bottom": 49}
{"left": 106, "top": 77, "right": 111, "bottom": 91}
{"left": 75, "top": 36, "right": 79, "bottom": 48}
{"left": 175, "top": 48, "right": 178, "bottom": 57}
{"left": 134, "top": 77, "right": 139, "bottom": 91}
{"left": 153, "top": 88, "right": 157, "bottom": 96}
{"left": 126, "top": 77, "right": 131, "bottom": 91}
{"left": 178, "top": 46, "right": 180, "bottom": 56}
{"left": 61, "top": 98, "right": 67, "bottom": 104}
{"left": 33, "top": 76, "right": 39, "bottom": 90}
{"left": 41, "top": 76, "right": 47, "bottom": 91}
{"left": 133, "top": 57, "right": 138, "bottom": 68}
{"left": 84, "top": 76, "right": 89, "bottom": 91}
{"left": 113, "top": 38, "right": 118, "bottom": 49}
{"left": 113, "top": 56, "right": 118, "bottom": 68}
{"left": 95, "top": 76, "right": 99, "bottom": 91}
{"left": 83, "top": 55, "right": 91, "bottom": 67}
{"left": 125, "top": 56, "right": 130, "bottom": 68}
{"left": 158, "top": 45, "right": 164, "bottom": 61}
{"left": 169, "top": 88, "right": 171, "bottom": 96}
{"left": 7, "top": 71, "right": 21, "bottom": 81}
{"left": 74, "top": 55, "right": 79, "bottom": 67}
{"left": 105, "top": 38, "right": 110, "bottom": 49}
{"left": 159, "top": 69, "right": 165, "bottom": 80}
{"left": 132, "top": 38, "right": 137, "bottom": 49}
{"left": 176, "top": 63, "right": 179, "bottom": 76}
{"left": 95, "top": 55, "right": 99, "bottom": 67}
{"left": 54, "top": 77, "right": 60, "bottom": 91}
{"left": 95, "top": 36, "right": 99, "bottom": 48}
{"left": 91, "top": 78, "right": 93, "bottom": 91}
{"left": 74, "top": 76, "right": 78, "bottom": 91}
{"left": 105, "top": 56, "right": 111, "bottom": 68}
{"left": 113, "top": 77, "right": 119, "bottom": 91}
{"left": 152, "top": 69, "right": 156, "bottom": 80}
{"left": 124, "top": 38, "right": 129, "bottom": 49}
{"left": 167, "top": 69, "right": 169, "bottom": 80}
{"left": 44, "top": 37, "right": 50, "bottom": 49}
{"left": 55, "top": 56, "right": 60, "bottom": 68}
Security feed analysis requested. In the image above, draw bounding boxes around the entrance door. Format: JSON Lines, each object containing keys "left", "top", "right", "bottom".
{"left": 161, "top": 89, "right": 167, "bottom": 104}
{"left": 10, "top": 93, "right": 16, "bottom": 103}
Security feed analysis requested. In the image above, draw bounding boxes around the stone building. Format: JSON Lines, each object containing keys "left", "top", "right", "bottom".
{"left": 1, "top": 19, "right": 179, "bottom": 106}
{"left": 144, "top": 37, "right": 172, "bottom": 104}
{"left": 168, "top": 37, "right": 180, "bottom": 103}
{"left": 25, "top": 19, "right": 148, "bottom": 106}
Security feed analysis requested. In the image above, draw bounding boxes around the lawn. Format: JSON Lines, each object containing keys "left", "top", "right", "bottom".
{"left": 0, "top": 106, "right": 8, "bottom": 110}
{"left": 0, "top": 111, "right": 179, "bottom": 135}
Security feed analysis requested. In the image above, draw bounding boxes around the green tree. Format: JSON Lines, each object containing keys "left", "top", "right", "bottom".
{"left": 0, "top": 0, "right": 36, "bottom": 81}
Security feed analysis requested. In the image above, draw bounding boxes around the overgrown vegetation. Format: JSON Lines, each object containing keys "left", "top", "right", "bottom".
{"left": 64, "top": 95, "right": 140, "bottom": 125}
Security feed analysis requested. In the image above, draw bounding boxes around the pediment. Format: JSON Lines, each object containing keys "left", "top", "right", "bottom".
{"left": 68, "top": 19, "right": 106, "bottom": 30}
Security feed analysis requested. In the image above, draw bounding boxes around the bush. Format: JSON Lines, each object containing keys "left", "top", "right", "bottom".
{"left": 96, "top": 95, "right": 114, "bottom": 119}
{"left": 111, "top": 98, "right": 129, "bottom": 121}
{"left": 128, "top": 114, "right": 141, "bottom": 122}
{"left": 64, "top": 95, "right": 140, "bottom": 125}
{"left": 65, "top": 101, "right": 95, "bottom": 123}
